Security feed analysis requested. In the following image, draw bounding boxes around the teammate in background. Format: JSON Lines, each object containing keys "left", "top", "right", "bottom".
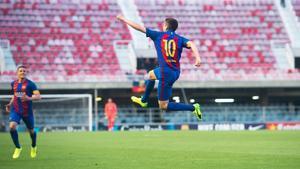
{"left": 117, "top": 15, "right": 202, "bottom": 120}
{"left": 104, "top": 98, "right": 118, "bottom": 131}
{"left": 5, "top": 65, "right": 41, "bottom": 159}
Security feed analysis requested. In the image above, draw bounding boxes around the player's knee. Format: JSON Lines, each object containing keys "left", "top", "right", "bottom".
{"left": 159, "top": 102, "right": 168, "bottom": 110}
{"left": 144, "top": 73, "right": 150, "bottom": 80}
{"left": 9, "top": 124, "right": 17, "bottom": 131}
{"left": 29, "top": 129, "right": 34, "bottom": 134}
{"left": 148, "top": 71, "right": 156, "bottom": 80}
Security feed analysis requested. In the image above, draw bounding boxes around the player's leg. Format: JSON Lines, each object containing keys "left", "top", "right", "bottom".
{"left": 141, "top": 70, "right": 156, "bottom": 102}
{"left": 108, "top": 117, "right": 115, "bottom": 131}
{"left": 9, "top": 112, "right": 22, "bottom": 159}
{"left": 9, "top": 122, "right": 20, "bottom": 148}
{"left": 23, "top": 115, "right": 37, "bottom": 158}
{"left": 157, "top": 80, "right": 195, "bottom": 111}
{"left": 107, "top": 117, "right": 111, "bottom": 131}
{"left": 131, "top": 68, "right": 158, "bottom": 107}
{"left": 111, "top": 117, "right": 115, "bottom": 131}
{"left": 157, "top": 71, "right": 202, "bottom": 120}
{"left": 157, "top": 89, "right": 202, "bottom": 120}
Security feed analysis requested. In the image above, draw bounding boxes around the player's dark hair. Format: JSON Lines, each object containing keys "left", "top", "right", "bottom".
{"left": 165, "top": 18, "right": 178, "bottom": 31}
{"left": 17, "top": 65, "right": 27, "bottom": 71}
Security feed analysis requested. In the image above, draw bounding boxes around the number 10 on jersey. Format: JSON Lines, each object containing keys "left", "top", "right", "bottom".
{"left": 163, "top": 39, "right": 176, "bottom": 57}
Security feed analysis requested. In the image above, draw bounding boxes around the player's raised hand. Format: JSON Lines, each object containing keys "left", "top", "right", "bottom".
{"left": 116, "top": 14, "right": 125, "bottom": 21}
{"left": 21, "top": 94, "right": 31, "bottom": 102}
{"left": 194, "top": 57, "right": 201, "bottom": 67}
{"left": 5, "top": 104, "right": 10, "bottom": 113}
{"left": 116, "top": 15, "right": 146, "bottom": 33}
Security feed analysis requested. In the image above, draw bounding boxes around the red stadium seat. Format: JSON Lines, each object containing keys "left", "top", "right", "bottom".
{"left": 1, "top": 0, "right": 298, "bottom": 81}
{"left": 135, "top": 0, "right": 292, "bottom": 79}
{"left": 0, "top": 0, "right": 130, "bottom": 81}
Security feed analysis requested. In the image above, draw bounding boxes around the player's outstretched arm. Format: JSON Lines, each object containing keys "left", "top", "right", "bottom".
{"left": 187, "top": 41, "right": 201, "bottom": 67}
{"left": 116, "top": 15, "right": 146, "bottom": 33}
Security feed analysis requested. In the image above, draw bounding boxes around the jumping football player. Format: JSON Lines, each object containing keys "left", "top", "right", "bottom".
{"left": 117, "top": 15, "right": 202, "bottom": 120}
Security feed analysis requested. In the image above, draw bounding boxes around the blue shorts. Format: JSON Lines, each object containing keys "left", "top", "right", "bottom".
{"left": 153, "top": 67, "right": 180, "bottom": 101}
{"left": 9, "top": 111, "right": 34, "bottom": 129}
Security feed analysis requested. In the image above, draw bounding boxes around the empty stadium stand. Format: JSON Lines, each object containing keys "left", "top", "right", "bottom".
{"left": 136, "top": 0, "right": 293, "bottom": 81}
{"left": 0, "top": 0, "right": 131, "bottom": 82}
{"left": 0, "top": 0, "right": 300, "bottom": 82}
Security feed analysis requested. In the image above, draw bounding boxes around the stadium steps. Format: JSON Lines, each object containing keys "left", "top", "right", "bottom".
{"left": 276, "top": 0, "right": 300, "bottom": 47}
{"left": 0, "top": 39, "right": 16, "bottom": 72}
{"left": 113, "top": 40, "right": 137, "bottom": 72}
{"left": 271, "top": 41, "right": 294, "bottom": 69}
{"left": 117, "top": 0, "right": 148, "bottom": 49}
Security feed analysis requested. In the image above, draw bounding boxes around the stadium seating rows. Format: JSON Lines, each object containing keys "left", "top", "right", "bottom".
{"left": 0, "top": 0, "right": 130, "bottom": 81}
{"left": 135, "top": 0, "right": 291, "bottom": 79}
{"left": 0, "top": 0, "right": 300, "bottom": 82}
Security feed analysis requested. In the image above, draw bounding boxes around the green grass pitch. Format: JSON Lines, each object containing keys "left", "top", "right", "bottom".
{"left": 0, "top": 131, "right": 300, "bottom": 169}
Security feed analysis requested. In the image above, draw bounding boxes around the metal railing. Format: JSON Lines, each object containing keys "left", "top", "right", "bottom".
{"left": 1, "top": 106, "right": 299, "bottom": 131}
{"left": 98, "top": 106, "right": 300, "bottom": 125}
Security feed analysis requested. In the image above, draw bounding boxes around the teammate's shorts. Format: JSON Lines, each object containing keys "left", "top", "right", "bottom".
{"left": 9, "top": 110, "right": 34, "bottom": 129}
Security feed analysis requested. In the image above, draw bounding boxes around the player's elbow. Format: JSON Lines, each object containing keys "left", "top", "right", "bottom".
{"left": 138, "top": 26, "right": 146, "bottom": 33}
{"left": 34, "top": 94, "right": 41, "bottom": 100}
{"left": 189, "top": 41, "right": 197, "bottom": 49}
{"left": 33, "top": 91, "right": 41, "bottom": 100}
{"left": 186, "top": 41, "right": 196, "bottom": 49}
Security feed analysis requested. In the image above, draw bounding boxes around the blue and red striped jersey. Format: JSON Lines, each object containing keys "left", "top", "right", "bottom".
{"left": 10, "top": 78, "right": 37, "bottom": 116}
{"left": 146, "top": 28, "right": 190, "bottom": 71}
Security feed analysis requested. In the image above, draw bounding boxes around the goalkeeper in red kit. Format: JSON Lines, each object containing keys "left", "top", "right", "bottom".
{"left": 104, "top": 98, "right": 118, "bottom": 131}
